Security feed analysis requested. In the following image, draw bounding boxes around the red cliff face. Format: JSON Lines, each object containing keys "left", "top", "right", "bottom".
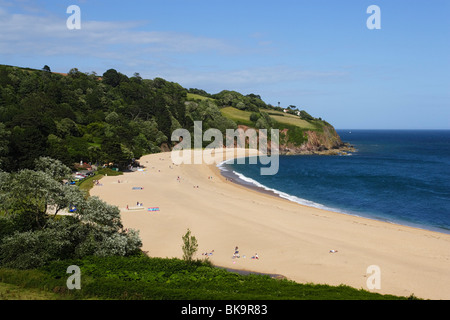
{"left": 306, "top": 127, "right": 341, "bottom": 149}
{"left": 280, "top": 125, "right": 354, "bottom": 155}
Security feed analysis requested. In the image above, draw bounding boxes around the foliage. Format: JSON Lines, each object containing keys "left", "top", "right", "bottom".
{"left": 219, "top": 107, "right": 254, "bottom": 127}
{"left": 250, "top": 112, "right": 260, "bottom": 123}
{"left": 0, "top": 168, "right": 70, "bottom": 230}
{"left": 181, "top": 229, "right": 198, "bottom": 263}
{"left": 299, "top": 110, "right": 315, "bottom": 121}
{"left": 220, "top": 106, "right": 319, "bottom": 146}
{"left": 0, "top": 157, "right": 142, "bottom": 269}
{"left": 213, "top": 90, "right": 267, "bottom": 112}
{"left": 34, "top": 156, "right": 72, "bottom": 181}
{"left": 0, "top": 227, "right": 73, "bottom": 269}
{"left": 0, "top": 281, "right": 65, "bottom": 300}
{"left": 187, "top": 88, "right": 213, "bottom": 98}
{"left": 0, "top": 65, "right": 191, "bottom": 171}
{"left": 255, "top": 112, "right": 273, "bottom": 130}
{"left": 186, "top": 93, "right": 215, "bottom": 102}
{"left": 0, "top": 256, "right": 417, "bottom": 300}
{"left": 0, "top": 123, "right": 9, "bottom": 168}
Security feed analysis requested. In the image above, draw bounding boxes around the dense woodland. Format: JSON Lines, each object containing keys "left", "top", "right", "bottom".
{"left": 0, "top": 64, "right": 279, "bottom": 172}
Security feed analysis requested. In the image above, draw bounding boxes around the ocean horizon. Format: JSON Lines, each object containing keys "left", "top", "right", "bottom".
{"left": 220, "top": 129, "right": 450, "bottom": 234}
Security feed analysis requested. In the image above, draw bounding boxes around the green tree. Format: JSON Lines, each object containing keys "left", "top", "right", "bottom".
{"left": 299, "top": 110, "right": 314, "bottom": 121}
{"left": 182, "top": 229, "right": 198, "bottom": 263}
{"left": 0, "top": 162, "right": 75, "bottom": 230}
{"left": 46, "top": 134, "right": 71, "bottom": 166}
{"left": 0, "top": 158, "right": 142, "bottom": 269}
{"left": 0, "top": 227, "right": 72, "bottom": 269}
{"left": 0, "top": 123, "right": 10, "bottom": 169}
{"left": 102, "top": 69, "right": 128, "bottom": 87}
{"left": 102, "top": 139, "right": 134, "bottom": 169}
{"left": 250, "top": 112, "right": 260, "bottom": 123}
{"left": 34, "top": 156, "right": 72, "bottom": 181}
{"left": 56, "top": 118, "right": 80, "bottom": 138}
{"left": 8, "top": 126, "right": 48, "bottom": 170}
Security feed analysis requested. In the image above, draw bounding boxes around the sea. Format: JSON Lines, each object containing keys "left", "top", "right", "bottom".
{"left": 219, "top": 130, "right": 450, "bottom": 234}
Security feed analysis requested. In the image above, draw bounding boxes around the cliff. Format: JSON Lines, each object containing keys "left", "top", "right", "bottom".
{"left": 280, "top": 124, "right": 355, "bottom": 156}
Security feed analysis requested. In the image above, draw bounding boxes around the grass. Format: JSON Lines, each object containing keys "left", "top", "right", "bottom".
{"left": 76, "top": 168, "right": 122, "bottom": 194}
{"left": 260, "top": 108, "right": 289, "bottom": 116}
{"left": 270, "top": 115, "right": 317, "bottom": 130}
{"left": 187, "top": 93, "right": 215, "bottom": 102}
{"left": 0, "top": 256, "right": 418, "bottom": 300}
{"left": 260, "top": 108, "right": 318, "bottom": 130}
{"left": 87, "top": 142, "right": 102, "bottom": 148}
{"left": 221, "top": 107, "right": 319, "bottom": 131}
{"left": 76, "top": 173, "right": 104, "bottom": 194}
{"left": 0, "top": 282, "right": 63, "bottom": 300}
{"left": 219, "top": 107, "right": 338, "bottom": 146}
{"left": 220, "top": 107, "right": 254, "bottom": 127}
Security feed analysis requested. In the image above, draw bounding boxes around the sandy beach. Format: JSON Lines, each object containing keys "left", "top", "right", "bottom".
{"left": 91, "top": 149, "right": 450, "bottom": 300}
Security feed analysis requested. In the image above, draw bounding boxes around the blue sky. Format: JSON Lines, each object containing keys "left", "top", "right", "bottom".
{"left": 0, "top": 0, "right": 449, "bottom": 129}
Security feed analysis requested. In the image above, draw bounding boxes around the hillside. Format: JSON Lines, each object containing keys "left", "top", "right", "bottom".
{"left": 219, "top": 106, "right": 354, "bottom": 155}
{"left": 0, "top": 64, "right": 353, "bottom": 172}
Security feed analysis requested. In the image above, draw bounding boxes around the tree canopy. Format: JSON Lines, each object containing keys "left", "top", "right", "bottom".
{"left": 0, "top": 157, "right": 142, "bottom": 269}
{"left": 0, "top": 65, "right": 249, "bottom": 171}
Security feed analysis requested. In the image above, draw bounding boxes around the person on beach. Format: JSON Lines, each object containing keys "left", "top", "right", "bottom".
{"left": 233, "top": 246, "right": 240, "bottom": 258}
{"left": 202, "top": 250, "right": 214, "bottom": 256}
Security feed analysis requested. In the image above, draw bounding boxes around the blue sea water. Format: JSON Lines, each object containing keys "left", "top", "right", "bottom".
{"left": 221, "top": 130, "right": 450, "bottom": 234}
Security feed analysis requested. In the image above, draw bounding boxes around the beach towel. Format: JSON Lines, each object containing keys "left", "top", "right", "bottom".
{"left": 148, "top": 207, "right": 160, "bottom": 212}
{"left": 128, "top": 207, "right": 145, "bottom": 211}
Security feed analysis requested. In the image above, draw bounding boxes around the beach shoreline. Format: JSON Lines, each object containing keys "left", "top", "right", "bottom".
{"left": 91, "top": 149, "right": 450, "bottom": 300}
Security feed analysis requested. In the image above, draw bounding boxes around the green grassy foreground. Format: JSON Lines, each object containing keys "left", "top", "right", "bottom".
{"left": 0, "top": 282, "right": 65, "bottom": 300}
{"left": 0, "top": 255, "right": 418, "bottom": 300}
